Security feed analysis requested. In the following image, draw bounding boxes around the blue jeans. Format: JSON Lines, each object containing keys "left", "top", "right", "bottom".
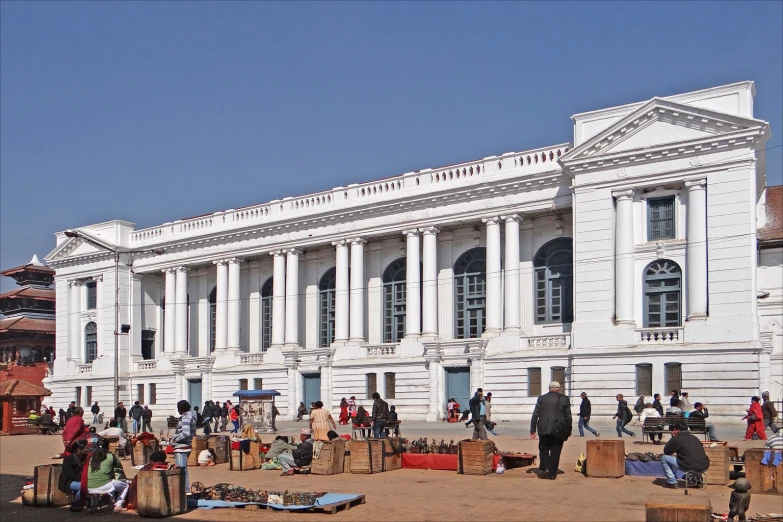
{"left": 660, "top": 454, "right": 679, "bottom": 484}
{"left": 578, "top": 417, "right": 598, "bottom": 436}
{"left": 616, "top": 419, "right": 634, "bottom": 437}
{"left": 174, "top": 451, "right": 190, "bottom": 490}
{"left": 132, "top": 418, "right": 140, "bottom": 433}
{"left": 93, "top": 414, "right": 99, "bottom": 424}
{"left": 202, "top": 417, "right": 212, "bottom": 435}
{"left": 68, "top": 480, "right": 81, "bottom": 507}
{"left": 373, "top": 422, "right": 386, "bottom": 438}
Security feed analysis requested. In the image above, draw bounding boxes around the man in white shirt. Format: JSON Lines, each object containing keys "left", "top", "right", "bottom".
{"left": 98, "top": 419, "right": 129, "bottom": 452}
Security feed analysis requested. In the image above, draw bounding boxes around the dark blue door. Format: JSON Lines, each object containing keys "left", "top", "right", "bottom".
{"left": 445, "top": 368, "right": 471, "bottom": 415}
{"left": 303, "top": 374, "right": 321, "bottom": 407}
{"left": 188, "top": 380, "right": 202, "bottom": 410}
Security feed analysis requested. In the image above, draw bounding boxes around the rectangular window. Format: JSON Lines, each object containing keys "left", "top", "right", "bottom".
{"left": 75, "top": 387, "right": 82, "bottom": 406}
{"left": 527, "top": 368, "right": 541, "bottom": 397}
{"left": 648, "top": 197, "right": 675, "bottom": 240}
{"left": 239, "top": 379, "right": 248, "bottom": 391}
{"left": 149, "top": 383, "right": 157, "bottom": 405}
{"left": 384, "top": 373, "right": 396, "bottom": 400}
{"left": 366, "top": 373, "right": 377, "bottom": 399}
{"left": 665, "top": 363, "right": 682, "bottom": 396}
{"left": 137, "top": 384, "right": 145, "bottom": 404}
{"left": 551, "top": 366, "right": 565, "bottom": 388}
{"left": 85, "top": 386, "right": 92, "bottom": 406}
{"left": 636, "top": 364, "right": 653, "bottom": 396}
{"left": 86, "top": 282, "right": 97, "bottom": 310}
{"left": 254, "top": 378, "right": 263, "bottom": 390}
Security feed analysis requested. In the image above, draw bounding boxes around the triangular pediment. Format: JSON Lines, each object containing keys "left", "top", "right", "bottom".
{"left": 45, "top": 237, "right": 105, "bottom": 262}
{"left": 560, "top": 97, "right": 767, "bottom": 163}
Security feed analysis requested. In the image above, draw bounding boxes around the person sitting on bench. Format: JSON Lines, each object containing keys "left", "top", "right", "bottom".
{"left": 660, "top": 421, "right": 710, "bottom": 490}
{"left": 279, "top": 428, "right": 314, "bottom": 476}
{"left": 689, "top": 402, "right": 719, "bottom": 442}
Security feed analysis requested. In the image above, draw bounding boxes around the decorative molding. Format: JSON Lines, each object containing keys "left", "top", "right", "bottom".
{"left": 612, "top": 188, "right": 636, "bottom": 200}
{"left": 348, "top": 238, "right": 367, "bottom": 246}
{"left": 616, "top": 168, "right": 628, "bottom": 178}
{"left": 419, "top": 226, "right": 441, "bottom": 235}
{"left": 213, "top": 259, "right": 228, "bottom": 266}
{"left": 402, "top": 229, "right": 420, "bottom": 238}
{"left": 283, "top": 248, "right": 303, "bottom": 256}
{"left": 500, "top": 214, "right": 521, "bottom": 223}
{"left": 481, "top": 216, "right": 501, "bottom": 226}
{"left": 684, "top": 179, "right": 707, "bottom": 190}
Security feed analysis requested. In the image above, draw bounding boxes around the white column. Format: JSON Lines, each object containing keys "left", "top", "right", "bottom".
{"left": 685, "top": 179, "right": 708, "bottom": 320}
{"left": 163, "top": 269, "right": 177, "bottom": 353}
{"left": 197, "top": 274, "right": 210, "bottom": 357}
{"left": 271, "top": 251, "right": 286, "bottom": 346}
{"left": 404, "top": 230, "right": 421, "bottom": 337}
{"left": 520, "top": 220, "right": 534, "bottom": 332}
{"left": 285, "top": 249, "right": 301, "bottom": 345}
{"left": 69, "top": 281, "right": 82, "bottom": 361}
{"left": 130, "top": 274, "right": 143, "bottom": 359}
{"left": 287, "top": 367, "right": 297, "bottom": 420}
{"left": 421, "top": 227, "right": 439, "bottom": 338}
{"left": 333, "top": 241, "right": 350, "bottom": 342}
{"left": 426, "top": 359, "right": 440, "bottom": 421}
{"left": 503, "top": 215, "right": 521, "bottom": 331}
{"left": 226, "top": 258, "right": 243, "bottom": 350}
{"left": 613, "top": 189, "right": 636, "bottom": 325}
{"left": 174, "top": 267, "right": 189, "bottom": 354}
{"left": 213, "top": 260, "right": 228, "bottom": 350}
{"left": 248, "top": 265, "right": 261, "bottom": 353}
{"left": 483, "top": 217, "right": 502, "bottom": 333}
{"left": 349, "top": 239, "right": 366, "bottom": 342}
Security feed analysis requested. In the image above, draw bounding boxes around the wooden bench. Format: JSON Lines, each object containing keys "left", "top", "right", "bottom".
{"left": 642, "top": 416, "right": 708, "bottom": 443}
{"left": 25, "top": 419, "right": 59, "bottom": 435}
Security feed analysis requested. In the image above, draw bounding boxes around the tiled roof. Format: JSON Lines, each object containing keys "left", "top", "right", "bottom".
{"left": 0, "top": 379, "right": 52, "bottom": 397}
{"left": 0, "top": 287, "right": 55, "bottom": 300}
{"left": 0, "top": 316, "right": 56, "bottom": 334}
{"left": 759, "top": 185, "right": 783, "bottom": 244}
{"left": 0, "top": 263, "right": 54, "bottom": 277}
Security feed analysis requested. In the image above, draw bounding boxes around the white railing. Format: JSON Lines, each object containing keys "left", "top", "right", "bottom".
{"left": 637, "top": 327, "right": 683, "bottom": 344}
{"left": 240, "top": 354, "right": 265, "bottom": 364}
{"left": 77, "top": 363, "right": 93, "bottom": 375}
{"left": 136, "top": 360, "right": 158, "bottom": 371}
{"left": 527, "top": 335, "right": 570, "bottom": 348}
{"left": 366, "top": 345, "right": 397, "bottom": 357}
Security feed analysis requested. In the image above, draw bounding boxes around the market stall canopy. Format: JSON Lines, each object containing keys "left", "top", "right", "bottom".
{"left": 232, "top": 390, "right": 280, "bottom": 433}
{"left": 0, "top": 379, "right": 51, "bottom": 397}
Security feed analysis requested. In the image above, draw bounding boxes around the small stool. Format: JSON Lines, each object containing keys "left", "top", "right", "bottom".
{"left": 682, "top": 468, "right": 706, "bottom": 495}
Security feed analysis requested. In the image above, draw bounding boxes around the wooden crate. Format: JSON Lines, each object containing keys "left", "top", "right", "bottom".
{"left": 131, "top": 439, "right": 160, "bottom": 466}
{"left": 312, "top": 439, "right": 346, "bottom": 475}
{"left": 350, "top": 439, "right": 384, "bottom": 474}
{"left": 230, "top": 441, "right": 260, "bottom": 471}
{"left": 207, "top": 435, "right": 230, "bottom": 465}
{"left": 136, "top": 467, "right": 187, "bottom": 518}
{"left": 343, "top": 441, "right": 351, "bottom": 473}
{"left": 457, "top": 440, "right": 495, "bottom": 475}
{"left": 702, "top": 445, "right": 729, "bottom": 486}
{"left": 25, "top": 465, "right": 69, "bottom": 507}
{"left": 187, "top": 436, "right": 209, "bottom": 466}
{"left": 744, "top": 448, "right": 783, "bottom": 495}
{"left": 382, "top": 438, "right": 402, "bottom": 471}
{"left": 586, "top": 439, "right": 625, "bottom": 478}
{"left": 645, "top": 494, "right": 711, "bottom": 522}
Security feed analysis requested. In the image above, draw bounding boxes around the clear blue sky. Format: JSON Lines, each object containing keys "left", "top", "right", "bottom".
{"left": 2, "top": 2, "right": 781, "bottom": 290}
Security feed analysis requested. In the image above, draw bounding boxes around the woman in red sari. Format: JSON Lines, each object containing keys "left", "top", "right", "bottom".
{"left": 743, "top": 396, "right": 767, "bottom": 440}
{"left": 62, "top": 406, "right": 88, "bottom": 456}
{"left": 338, "top": 398, "right": 349, "bottom": 425}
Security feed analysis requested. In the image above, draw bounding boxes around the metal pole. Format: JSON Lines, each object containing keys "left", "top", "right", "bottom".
{"left": 114, "top": 251, "right": 120, "bottom": 408}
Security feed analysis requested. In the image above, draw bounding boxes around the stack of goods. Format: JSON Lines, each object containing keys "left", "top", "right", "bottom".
{"left": 190, "top": 483, "right": 327, "bottom": 506}
{"left": 457, "top": 440, "right": 496, "bottom": 475}
{"left": 403, "top": 438, "right": 457, "bottom": 454}
{"left": 625, "top": 452, "right": 662, "bottom": 462}
{"left": 350, "top": 439, "right": 385, "bottom": 474}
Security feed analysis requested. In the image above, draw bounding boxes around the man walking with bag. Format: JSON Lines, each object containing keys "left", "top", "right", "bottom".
{"left": 530, "top": 381, "right": 572, "bottom": 480}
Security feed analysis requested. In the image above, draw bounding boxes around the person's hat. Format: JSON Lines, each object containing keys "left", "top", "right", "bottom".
{"left": 549, "top": 381, "right": 561, "bottom": 389}
{"left": 301, "top": 428, "right": 312, "bottom": 435}
{"left": 762, "top": 391, "right": 770, "bottom": 398}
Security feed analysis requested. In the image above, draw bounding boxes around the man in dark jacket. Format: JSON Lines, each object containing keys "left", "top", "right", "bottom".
{"left": 129, "top": 401, "right": 144, "bottom": 434}
{"left": 660, "top": 421, "right": 710, "bottom": 489}
{"left": 578, "top": 392, "right": 599, "bottom": 437}
{"left": 690, "top": 402, "right": 718, "bottom": 441}
{"left": 530, "top": 381, "right": 572, "bottom": 480}
{"left": 201, "top": 402, "right": 213, "bottom": 436}
{"left": 670, "top": 390, "right": 680, "bottom": 407}
{"left": 468, "top": 388, "right": 488, "bottom": 440}
{"left": 652, "top": 394, "right": 664, "bottom": 416}
{"left": 220, "top": 402, "right": 229, "bottom": 432}
{"left": 91, "top": 402, "right": 100, "bottom": 425}
{"left": 762, "top": 392, "right": 779, "bottom": 433}
{"left": 141, "top": 405, "right": 153, "bottom": 433}
{"left": 371, "top": 392, "right": 390, "bottom": 438}
{"left": 613, "top": 394, "right": 635, "bottom": 438}
{"left": 213, "top": 402, "right": 221, "bottom": 432}
{"left": 114, "top": 402, "right": 128, "bottom": 433}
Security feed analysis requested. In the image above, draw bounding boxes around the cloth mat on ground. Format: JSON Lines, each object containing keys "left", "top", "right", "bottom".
{"left": 625, "top": 460, "right": 685, "bottom": 478}
{"left": 188, "top": 493, "right": 362, "bottom": 511}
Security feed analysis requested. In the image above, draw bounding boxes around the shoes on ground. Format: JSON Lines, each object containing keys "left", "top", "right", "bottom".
{"left": 663, "top": 482, "right": 679, "bottom": 489}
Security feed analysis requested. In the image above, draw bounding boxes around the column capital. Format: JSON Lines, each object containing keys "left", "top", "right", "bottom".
{"left": 175, "top": 266, "right": 190, "bottom": 273}
{"left": 226, "top": 257, "right": 244, "bottom": 265}
{"left": 283, "top": 248, "right": 303, "bottom": 256}
{"left": 213, "top": 259, "right": 228, "bottom": 267}
{"left": 684, "top": 178, "right": 707, "bottom": 190}
{"left": 403, "top": 229, "right": 420, "bottom": 238}
{"left": 419, "top": 226, "right": 441, "bottom": 235}
{"left": 482, "top": 216, "right": 501, "bottom": 225}
{"left": 348, "top": 238, "right": 367, "bottom": 246}
{"left": 68, "top": 280, "right": 82, "bottom": 287}
{"left": 91, "top": 275, "right": 103, "bottom": 282}
{"left": 270, "top": 250, "right": 285, "bottom": 257}
{"left": 500, "top": 213, "right": 522, "bottom": 223}
{"left": 611, "top": 188, "right": 636, "bottom": 200}
{"left": 331, "top": 240, "right": 348, "bottom": 247}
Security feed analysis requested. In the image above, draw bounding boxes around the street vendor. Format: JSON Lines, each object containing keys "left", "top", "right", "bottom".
{"left": 61, "top": 406, "right": 88, "bottom": 456}
{"left": 197, "top": 448, "right": 217, "bottom": 466}
{"left": 279, "top": 428, "right": 314, "bottom": 476}
{"left": 265, "top": 435, "right": 298, "bottom": 462}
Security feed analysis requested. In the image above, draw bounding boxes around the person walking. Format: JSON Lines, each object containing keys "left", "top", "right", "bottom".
{"left": 338, "top": 398, "right": 350, "bottom": 425}
{"left": 220, "top": 401, "right": 229, "bottom": 432}
{"left": 370, "top": 392, "right": 390, "bottom": 438}
{"left": 114, "top": 402, "right": 128, "bottom": 433}
{"left": 141, "top": 405, "right": 153, "bottom": 433}
{"left": 201, "top": 402, "right": 213, "bottom": 436}
{"left": 578, "top": 392, "right": 599, "bottom": 437}
{"left": 530, "top": 381, "right": 572, "bottom": 480}
{"left": 761, "top": 392, "right": 779, "bottom": 433}
{"left": 129, "top": 401, "right": 144, "bottom": 435}
{"left": 613, "top": 394, "right": 635, "bottom": 437}
{"left": 229, "top": 405, "right": 240, "bottom": 433}
{"left": 679, "top": 392, "right": 692, "bottom": 412}
{"left": 634, "top": 394, "right": 646, "bottom": 416}
{"left": 743, "top": 396, "right": 767, "bottom": 440}
{"left": 90, "top": 402, "right": 100, "bottom": 425}
{"left": 468, "top": 388, "right": 488, "bottom": 440}
{"left": 212, "top": 402, "right": 221, "bottom": 432}
{"left": 484, "top": 392, "right": 498, "bottom": 436}
{"left": 170, "top": 400, "right": 196, "bottom": 491}
{"left": 310, "top": 401, "right": 338, "bottom": 441}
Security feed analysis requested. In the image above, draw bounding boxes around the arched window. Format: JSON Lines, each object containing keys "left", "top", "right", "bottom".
{"left": 319, "top": 268, "right": 336, "bottom": 348}
{"left": 454, "top": 248, "right": 486, "bottom": 339}
{"left": 644, "top": 260, "right": 682, "bottom": 327}
{"left": 534, "top": 238, "right": 573, "bottom": 324}
{"left": 84, "top": 322, "right": 97, "bottom": 363}
{"left": 261, "top": 278, "right": 273, "bottom": 351}
{"left": 383, "top": 258, "right": 407, "bottom": 343}
{"left": 208, "top": 288, "right": 216, "bottom": 352}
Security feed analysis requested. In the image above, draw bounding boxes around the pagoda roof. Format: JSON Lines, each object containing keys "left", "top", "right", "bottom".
{"left": 0, "top": 287, "right": 55, "bottom": 301}
{"left": 0, "top": 379, "right": 52, "bottom": 398}
{"left": 0, "top": 316, "right": 56, "bottom": 334}
{"left": 1, "top": 255, "right": 54, "bottom": 277}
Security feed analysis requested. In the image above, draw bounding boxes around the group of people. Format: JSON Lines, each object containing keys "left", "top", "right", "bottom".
{"left": 295, "top": 395, "right": 398, "bottom": 439}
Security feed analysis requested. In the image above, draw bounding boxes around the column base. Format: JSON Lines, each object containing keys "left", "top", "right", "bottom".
{"left": 482, "top": 328, "right": 502, "bottom": 338}
{"left": 419, "top": 333, "right": 439, "bottom": 341}
{"left": 404, "top": 333, "right": 421, "bottom": 340}
{"left": 330, "top": 339, "right": 350, "bottom": 347}
{"left": 224, "top": 346, "right": 240, "bottom": 351}
{"left": 501, "top": 327, "right": 521, "bottom": 336}
{"left": 348, "top": 337, "right": 367, "bottom": 343}
{"left": 613, "top": 319, "right": 636, "bottom": 327}
{"left": 686, "top": 314, "right": 708, "bottom": 321}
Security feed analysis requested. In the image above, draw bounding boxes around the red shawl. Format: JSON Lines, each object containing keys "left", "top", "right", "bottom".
{"left": 62, "top": 415, "right": 88, "bottom": 450}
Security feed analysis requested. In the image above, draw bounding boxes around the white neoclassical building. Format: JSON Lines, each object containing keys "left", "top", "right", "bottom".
{"left": 44, "top": 81, "right": 781, "bottom": 421}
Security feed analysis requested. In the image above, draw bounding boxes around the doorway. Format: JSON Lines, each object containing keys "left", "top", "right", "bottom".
{"left": 188, "top": 379, "right": 202, "bottom": 410}
{"left": 445, "top": 367, "right": 471, "bottom": 415}
{"left": 302, "top": 374, "right": 321, "bottom": 407}
{"left": 141, "top": 330, "right": 156, "bottom": 360}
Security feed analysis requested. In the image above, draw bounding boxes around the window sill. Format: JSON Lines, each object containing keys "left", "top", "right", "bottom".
{"left": 636, "top": 239, "right": 686, "bottom": 253}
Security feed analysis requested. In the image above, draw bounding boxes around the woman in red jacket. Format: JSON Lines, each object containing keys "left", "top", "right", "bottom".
{"left": 743, "top": 396, "right": 767, "bottom": 440}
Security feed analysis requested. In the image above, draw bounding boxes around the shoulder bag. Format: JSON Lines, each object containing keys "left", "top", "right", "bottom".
{"left": 552, "top": 395, "right": 572, "bottom": 442}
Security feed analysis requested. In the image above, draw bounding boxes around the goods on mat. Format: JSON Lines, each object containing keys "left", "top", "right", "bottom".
{"left": 190, "top": 483, "right": 326, "bottom": 506}
{"left": 586, "top": 439, "right": 625, "bottom": 478}
{"left": 137, "top": 467, "right": 187, "bottom": 518}
{"left": 402, "top": 438, "right": 457, "bottom": 454}
{"left": 625, "top": 452, "right": 663, "bottom": 462}
{"left": 457, "top": 440, "right": 495, "bottom": 475}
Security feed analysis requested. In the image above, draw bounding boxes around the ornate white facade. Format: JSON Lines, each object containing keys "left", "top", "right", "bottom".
{"left": 44, "top": 81, "right": 779, "bottom": 420}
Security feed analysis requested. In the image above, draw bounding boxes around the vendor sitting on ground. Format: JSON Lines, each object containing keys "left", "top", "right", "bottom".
{"left": 660, "top": 421, "right": 710, "bottom": 489}
{"left": 279, "top": 428, "right": 314, "bottom": 476}
{"left": 197, "top": 448, "right": 217, "bottom": 466}
{"left": 266, "top": 435, "right": 298, "bottom": 462}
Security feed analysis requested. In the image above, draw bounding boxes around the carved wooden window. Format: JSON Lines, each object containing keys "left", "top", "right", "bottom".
{"left": 665, "top": 363, "right": 682, "bottom": 397}
{"left": 254, "top": 378, "right": 263, "bottom": 390}
{"left": 534, "top": 238, "right": 573, "bottom": 324}
{"left": 385, "top": 373, "right": 396, "bottom": 400}
{"left": 84, "top": 321, "right": 97, "bottom": 363}
{"left": 636, "top": 364, "right": 653, "bottom": 396}
{"left": 551, "top": 366, "right": 565, "bottom": 388}
{"left": 454, "top": 248, "right": 486, "bottom": 339}
{"left": 86, "top": 386, "right": 93, "bottom": 406}
{"left": 644, "top": 260, "right": 682, "bottom": 327}
{"left": 528, "top": 368, "right": 541, "bottom": 397}
{"left": 149, "top": 383, "right": 157, "bottom": 405}
{"left": 319, "top": 268, "right": 336, "bottom": 348}
{"left": 366, "top": 373, "right": 377, "bottom": 399}
{"left": 239, "top": 379, "right": 248, "bottom": 391}
{"left": 136, "top": 384, "right": 144, "bottom": 405}
{"left": 261, "top": 278, "right": 273, "bottom": 351}
{"left": 648, "top": 197, "right": 675, "bottom": 240}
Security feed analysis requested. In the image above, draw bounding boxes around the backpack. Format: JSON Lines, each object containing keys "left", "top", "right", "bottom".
{"left": 623, "top": 404, "right": 633, "bottom": 425}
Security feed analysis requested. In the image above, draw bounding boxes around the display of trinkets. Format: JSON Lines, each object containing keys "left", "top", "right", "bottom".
{"left": 403, "top": 438, "right": 458, "bottom": 454}
{"left": 190, "top": 483, "right": 325, "bottom": 506}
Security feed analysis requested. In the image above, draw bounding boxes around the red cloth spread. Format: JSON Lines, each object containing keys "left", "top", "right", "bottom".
{"left": 401, "top": 453, "right": 501, "bottom": 471}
